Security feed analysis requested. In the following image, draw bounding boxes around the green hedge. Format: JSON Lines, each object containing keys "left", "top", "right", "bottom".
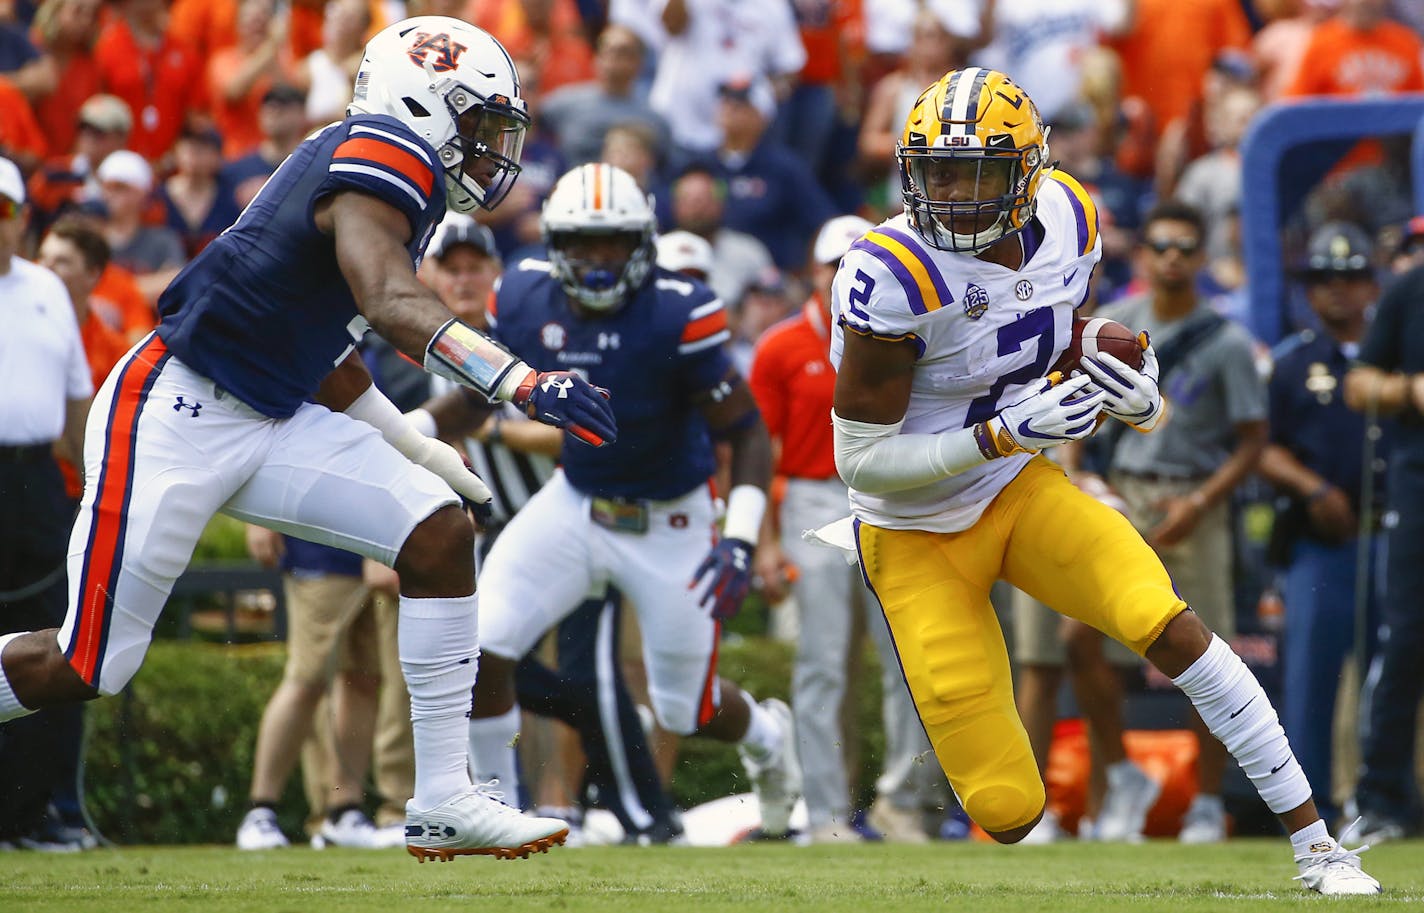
{"left": 84, "top": 636, "right": 893, "bottom": 844}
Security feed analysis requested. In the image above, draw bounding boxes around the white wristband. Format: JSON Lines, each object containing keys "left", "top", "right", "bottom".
{"left": 722, "top": 484, "right": 766, "bottom": 544}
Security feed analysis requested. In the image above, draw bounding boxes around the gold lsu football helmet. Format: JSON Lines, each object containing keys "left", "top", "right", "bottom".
{"left": 898, "top": 68, "right": 1051, "bottom": 253}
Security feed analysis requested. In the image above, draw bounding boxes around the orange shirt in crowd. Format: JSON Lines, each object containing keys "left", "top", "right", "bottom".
{"left": 91, "top": 263, "right": 156, "bottom": 343}
{"left": 289, "top": 0, "right": 328, "bottom": 61}
{"left": 798, "top": 0, "right": 863, "bottom": 87}
{"left": 168, "top": 0, "right": 238, "bottom": 63}
{"left": 747, "top": 298, "right": 839, "bottom": 481}
{"left": 1284, "top": 17, "right": 1424, "bottom": 98}
{"left": 468, "top": 0, "right": 594, "bottom": 94}
{"left": 31, "top": 50, "right": 104, "bottom": 159}
{"left": 1283, "top": 17, "right": 1424, "bottom": 171}
{"left": 94, "top": 19, "right": 208, "bottom": 162}
{"left": 207, "top": 46, "right": 296, "bottom": 159}
{"left": 0, "top": 76, "right": 45, "bottom": 166}
{"left": 1109, "top": 0, "right": 1252, "bottom": 139}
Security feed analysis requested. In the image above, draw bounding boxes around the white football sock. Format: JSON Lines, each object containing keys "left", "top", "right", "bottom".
{"left": 467, "top": 706, "right": 522, "bottom": 804}
{"left": 399, "top": 594, "right": 478, "bottom": 810}
{"left": 739, "top": 695, "right": 781, "bottom": 759}
{"left": 0, "top": 632, "right": 36, "bottom": 722}
{"left": 1171, "top": 635, "right": 1312, "bottom": 814}
{"left": 1291, "top": 818, "right": 1333, "bottom": 859}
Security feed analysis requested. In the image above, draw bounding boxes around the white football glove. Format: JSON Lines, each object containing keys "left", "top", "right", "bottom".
{"left": 1080, "top": 339, "right": 1163, "bottom": 432}
{"left": 984, "top": 373, "right": 1106, "bottom": 456}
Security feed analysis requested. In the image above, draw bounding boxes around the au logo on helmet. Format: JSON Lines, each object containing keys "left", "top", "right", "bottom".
{"left": 407, "top": 31, "right": 468, "bottom": 72}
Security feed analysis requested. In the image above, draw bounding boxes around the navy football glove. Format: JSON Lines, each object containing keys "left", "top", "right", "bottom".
{"left": 691, "top": 537, "right": 755, "bottom": 620}
{"left": 511, "top": 370, "right": 618, "bottom": 447}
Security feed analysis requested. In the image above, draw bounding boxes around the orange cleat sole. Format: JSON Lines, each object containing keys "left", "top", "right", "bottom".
{"left": 406, "top": 827, "right": 569, "bottom": 862}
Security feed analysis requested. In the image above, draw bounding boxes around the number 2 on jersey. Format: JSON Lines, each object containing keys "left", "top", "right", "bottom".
{"left": 964, "top": 306, "right": 1056, "bottom": 425}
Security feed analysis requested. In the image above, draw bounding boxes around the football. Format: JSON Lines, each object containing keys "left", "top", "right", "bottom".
{"left": 1052, "top": 316, "right": 1145, "bottom": 376}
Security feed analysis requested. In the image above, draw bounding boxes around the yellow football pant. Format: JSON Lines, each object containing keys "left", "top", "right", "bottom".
{"left": 855, "top": 457, "right": 1187, "bottom": 833}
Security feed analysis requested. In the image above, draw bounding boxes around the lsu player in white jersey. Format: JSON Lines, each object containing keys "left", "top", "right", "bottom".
{"left": 828, "top": 68, "right": 1379, "bottom": 895}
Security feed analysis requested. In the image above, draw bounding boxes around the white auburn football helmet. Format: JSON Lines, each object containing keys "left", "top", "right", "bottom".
{"left": 540, "top": 163, "right": 657, "bottom": 312}
{"left": 347, "top": 16, "right": 528, "bottom": 213}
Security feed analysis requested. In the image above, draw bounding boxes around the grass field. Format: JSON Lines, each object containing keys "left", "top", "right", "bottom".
{"left": 2, "top": 840, "right": 1422, "bottom": 912}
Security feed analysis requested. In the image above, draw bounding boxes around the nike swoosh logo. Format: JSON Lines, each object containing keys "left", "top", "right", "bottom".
{"left": 1063, "top": 269, "right": 1078, "bottom": 286}
{"left": 1270, "top": 758, "right": 1289, "bottom": 774}
{"left": 1229, "top": 696, "right": 1255, "bottom": 719}
{"left": 1017, "top": 418, "right": 1041, "bottom": 440}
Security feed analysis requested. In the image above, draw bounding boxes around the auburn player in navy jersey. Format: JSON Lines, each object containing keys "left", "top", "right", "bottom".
{"left": 0, "top": 17, "right": 616, "bottom": 862}
{"left": 455, "top": 162, "right": 802, "bottom": 837}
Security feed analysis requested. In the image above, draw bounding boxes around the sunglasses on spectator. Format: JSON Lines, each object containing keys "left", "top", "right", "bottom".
{"left": 0, "top": 196, "right": 20, "bottom": 220}
{"left": 1144, "top": 237, "right": 1200, "bottom": 255}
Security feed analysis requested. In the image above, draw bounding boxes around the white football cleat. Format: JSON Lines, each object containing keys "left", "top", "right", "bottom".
{"left": 312, "top": 808, "right": 388, "bottom": 849}
{"left": 404, "top": 782, "right": 569, "bottom": 862}
{"left": 738, "top": 698, "right": 801, "bottom": 837}
{"left": 1177, "top": 794, "right": 1226, "bottom": 844}
{"left": 1296, "top": 840, "right": 1381, "bottom": 896}
{"left": 235, "top": 807, "right": 289, "bottom": 851}
{"left": 868, "top": 798, "right": 929, "bottom": 844}
{"left": 1095, "top": 760, "right": 1160, "bottom": 842}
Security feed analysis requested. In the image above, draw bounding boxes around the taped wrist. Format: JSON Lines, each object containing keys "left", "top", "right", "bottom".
{"left": 722, "top": 485, "right": 766, "bottom": 543}
{"left": 832, "top": 410, "right": 993, "bottom": 494}
{"left": 424, "top": 317, "right": 531, "bottom": 402}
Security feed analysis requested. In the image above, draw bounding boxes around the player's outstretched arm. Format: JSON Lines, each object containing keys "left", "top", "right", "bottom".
{"left": 832, "top": 331, "right": 1105, "bottom": 494}
{"left": 321, "top": 190, "right": 616, "bottom": 445}
{"left": 690, "top": 374, "right": 772, "bottom": 620}
{"left": 317, "top": 350, "right": 493, "bottom": 522}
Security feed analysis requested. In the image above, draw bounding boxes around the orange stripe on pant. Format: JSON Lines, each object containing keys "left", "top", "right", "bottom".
{"left": 696, "top": 622, "right": 721, "bottom": 728}
{"left": 68, "top": 334, "right": 169, "bottom": 685}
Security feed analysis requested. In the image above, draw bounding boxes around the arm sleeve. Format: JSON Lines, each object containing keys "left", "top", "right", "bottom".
{"left": 833, "top": 411, "right": 988, "bottom": 494}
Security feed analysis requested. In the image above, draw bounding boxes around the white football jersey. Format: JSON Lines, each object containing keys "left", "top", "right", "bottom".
{"left": 830, "top": 171, "right": 1102, "bottom": 533}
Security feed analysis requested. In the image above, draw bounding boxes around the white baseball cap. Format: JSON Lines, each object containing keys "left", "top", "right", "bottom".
{"left": 656, "top": 230, "right": 714, "bottom": 276}
{"left": 0, "top": 155, "right": 24, "bottom": 205}
{"left": 813, "top": 214, "right": 873, "bottom": 265}
{"left": 96, "top": 149, "right": 153, "bottom": 194}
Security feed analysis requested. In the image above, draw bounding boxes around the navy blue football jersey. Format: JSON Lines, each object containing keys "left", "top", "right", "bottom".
{"left": 156, "top": 114, "right": 446, "bottom": 418}
{"left": 489, "top": 258, "right": 733, "bottom": 500}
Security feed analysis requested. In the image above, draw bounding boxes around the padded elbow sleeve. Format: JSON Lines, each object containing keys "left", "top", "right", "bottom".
{"left": 831, "top": 410, "right": 990, "bottom": 494}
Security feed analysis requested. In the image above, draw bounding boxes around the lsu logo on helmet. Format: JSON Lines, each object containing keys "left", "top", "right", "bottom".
{"left": 898, "top": 68, "right": 1051, "bottom": 254}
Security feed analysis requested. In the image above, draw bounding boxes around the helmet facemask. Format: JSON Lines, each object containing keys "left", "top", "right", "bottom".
{"left": 900, "top": 141, "right": 1047, "bottom": 254}
{"left": 432, "top": 75, "right": 528, "bottom": 213}
{"left": 546, "top": 228, "right": 655, "bottom": 312}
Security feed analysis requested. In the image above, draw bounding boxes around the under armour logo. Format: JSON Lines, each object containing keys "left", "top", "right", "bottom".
{"left": 173, "top": 396, "right": 202, "bottom": 416}
{"left": 540, "top": 376, "right": 574, "bottom": 399}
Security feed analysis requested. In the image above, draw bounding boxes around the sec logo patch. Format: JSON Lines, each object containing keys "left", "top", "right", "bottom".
{"left": 540, "top": 322, "right": 567, "bottom": 350}
{"left": 1015, "top": 280, "right": 1033, "bottom": 301}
